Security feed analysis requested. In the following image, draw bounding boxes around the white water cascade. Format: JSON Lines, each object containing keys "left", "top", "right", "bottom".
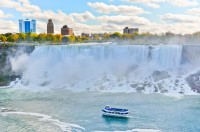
{"left": 10, "top": 44, "right": 197, "bottom": 94}
{"left": 31, "top": 44, "right": 182, "bottom": 68}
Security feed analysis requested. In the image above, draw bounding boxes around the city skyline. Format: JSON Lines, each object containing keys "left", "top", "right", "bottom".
{"left": 0, "top": 0, "right": 200, "bottom": 34}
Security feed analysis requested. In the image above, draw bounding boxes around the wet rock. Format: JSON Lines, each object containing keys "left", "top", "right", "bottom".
{"left": 157, "top": 83, "right": 164, "bottom": 91}
{"left": 130, "top": 84, "right": 138, "bottom": 88}
{"left": 186, "top": 71, "right": 200, "bottom": 93}
{"left": 175, "top": 79, "right": 180, "bottom": 84}
{"left": 161, "top": 89, "right": 168, "bottom": 93}
{"left": 152, "top": 70, "right": 170, "bottom": 82}
{"left": 154, "top": 85, "right": 158, "bottom": 93}
{"left": 39, "top": 81, "right": 50, "bottom": 86}
{"left": 136, "top": 86, "right": 145, "bottom": 92}
{"left": 0, "top": 45, "right": 34, "bottom": 86}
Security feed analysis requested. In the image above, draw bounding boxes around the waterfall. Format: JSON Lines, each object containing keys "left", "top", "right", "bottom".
{"left": 30, "top": 44, "right": 182, "bottom": 69}
{"left": 11, "top": 43, "right": 197, "bottom": 94}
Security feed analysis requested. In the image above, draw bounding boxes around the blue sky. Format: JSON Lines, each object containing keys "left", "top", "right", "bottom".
{"left": 0, "top": 0, "right": 200, "bottom": 34}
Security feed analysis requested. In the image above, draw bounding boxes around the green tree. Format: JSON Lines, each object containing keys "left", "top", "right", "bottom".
{"left": 3, "top": 33, "right": 12, "bottom": 38}
{"left": 81, "top": 36, "right": 90, "bottom": 42}
{"left": 46, "top": 34, "right": 56, "bottom": 42}
{"left": 26, "top": 33, "right": 38, "bottom": 42}
{"left": 62, "top": 36, "right": 69, "bottom": 43}
{"left": 110, "top": 32, "right": 122, "bottom": 39}
{"left": 92, "top": 34, "right": 100, "bottom": 40}
{"left": 0, "top": 35, "right": 7, "bottom": 43}
{"left": 31, "top": 33, "right": 38, "bottom": 42}
{"left": 38, "top": 33, "right": 47, "bottom": 42}
{"left": 102, "top": 33, "right": 110, "bottom": 40}
{"left": 75, "top": 36, "right": 83, "bottom": 43}
{"left": 55, "top": 34, "right": 63, "bottom": 43}
{"left": 18, "top": 33, "right": 27, "bottom": 42}
{"left": 122, "top": 34, "right": 134, "bottom": 39}
{"left": 68, "top": 35, "right": 76, "bottom": 43}
{"left": 7, "top": 34, "right": 19, "bottom": 42}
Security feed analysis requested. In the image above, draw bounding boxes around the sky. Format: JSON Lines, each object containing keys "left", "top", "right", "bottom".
{"left": 0, "top": 0, "right": 200, "bottom": 35}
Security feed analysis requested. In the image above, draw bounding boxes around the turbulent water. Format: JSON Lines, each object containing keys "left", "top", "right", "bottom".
{"left": 1, "top": 43, "right": 200, "bottom": 132}
{"left": 10, "top": 43, "right": 200, "bottom": 94}
{"left": 1, "top": 89, "right": 200, "bottom": 132}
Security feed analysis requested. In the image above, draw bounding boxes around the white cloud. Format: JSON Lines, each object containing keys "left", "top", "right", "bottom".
{"left": 87, "top": 2, "right": 149, "bottom": 15}
{"left": 145, "top": 22, "right": 200, "bottom": 34}
{"left": 97, "top": 15, "right": 150, "bottom": 26}
{"left": 0, "top": 19, "right": 18, "bottom": 33}
{"left": 123, "top": 0, "right": 198, "bottom": 8}
{"left": 170, "top": 0, "right": 198, "bottom": 7}
{"left": 23, "top": 10, "right": 74, "bottom": 25}
{"left": 186, "top": 7, "right": 200, "bottom": 15}
{"left": 0, "top": 0, "right": 40, "bottom": 12}
{"left": 0, "top": 0, "right": 20, "bottom": 8}
{"left": 123, "top": 0, "right": 164, "bottom": 8}
{"left": 18, "top": 0, "right": 30, "bottom": 4}
{"left": 0, "top": 10, "right": 13, "bottom": 18}
{"left": 161, "top": 13, "right": 200, "bottom": 23}
{"left": 17, "top": 3, "right": 41, "bottom": 12}
{"left": 70, "top": 11, "right": 95, "bottom": 22}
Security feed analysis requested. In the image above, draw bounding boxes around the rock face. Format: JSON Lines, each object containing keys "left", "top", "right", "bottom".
{"left": 0, "top": 45, "right": 35, "bottom": 86}
{"left": 152, "top": 70, "right": 170, "bottom": 82}
{"left": 186, "top": 71, "right": 200, "bottom": 93}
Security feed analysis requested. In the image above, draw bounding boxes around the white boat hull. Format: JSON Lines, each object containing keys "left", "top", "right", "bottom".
{"left": 103, "top": 112, "right": 129, "bottom": 118}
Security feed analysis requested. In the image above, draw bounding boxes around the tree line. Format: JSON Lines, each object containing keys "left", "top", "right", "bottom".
{"left": 1, "top": 32, "right": 200, "bottom": 45}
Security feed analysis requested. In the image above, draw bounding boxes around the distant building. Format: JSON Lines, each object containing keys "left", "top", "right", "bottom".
{"left": 81, "top": 33, "right": 90, "bottom": 37}
{"left": 123, "top": 27, "right": 139, "bottom": 34}
{"left": 123, "top": 27, "right": 129, "bottom": 34}
{"left": 19, "top": 18, "right": 36, "bottom": 33}
{"left": 61, "top": 25, "right": 73, "bottom": 36}
{"left": 47, "top": 19, "right": 54, "bottom": 34}
{"left": 91, "top": 33, "right": 105, "bottom": 39}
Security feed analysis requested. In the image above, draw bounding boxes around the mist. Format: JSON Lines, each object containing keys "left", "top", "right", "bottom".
{"left": 6, "top": 43, "right": 200, "bottom": 94}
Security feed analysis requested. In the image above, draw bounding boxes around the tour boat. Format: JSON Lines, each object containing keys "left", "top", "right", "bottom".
{"left": 102, "top": 106, "right": 129, "bottom": 118}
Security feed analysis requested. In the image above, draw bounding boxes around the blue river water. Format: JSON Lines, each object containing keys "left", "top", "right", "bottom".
{"left": 0, "top": 88, "right": 200, "bottom": 132}
{"left": 2, "top": 44, "right": 200, "bottom": 131}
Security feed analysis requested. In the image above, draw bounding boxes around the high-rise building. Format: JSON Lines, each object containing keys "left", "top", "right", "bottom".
{"left": 61, "top": 25, "right": 73, "bottom": 36}
{"left": 123, "top": 27, "right": 139, "bottom": 34}
{"left": 19, "top": 18, "right": 36, "bottom": 33}
{"left": 47, "top": 19, "right": 54, "bottom": 34}
{"left": 19, "top": 19, "right": 24, "bottom": 33}
{"left": 31, "top": 19, "right": 36, "bottom": 33}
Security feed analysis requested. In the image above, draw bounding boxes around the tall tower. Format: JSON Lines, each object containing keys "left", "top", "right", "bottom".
{"left": 19, "top": 18, "right": 36, "bottom": 33}
{"left": 31, "top": 19, "right": 36, "bottom": 33}
{"left": 47, "top": 19, "right": 54, "bottom": 34}
{"left": 24, "top": 19, "right": 31, "bottom": 33}
{"left": 19, "top": 19, "right": 24, "bottom": 33}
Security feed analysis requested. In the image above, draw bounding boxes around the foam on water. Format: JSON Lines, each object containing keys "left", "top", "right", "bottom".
{"left": 0, "top": 110, "right": 85, "bottom": 131}
{"left": 9, "top": 44, "right": 200, "bottom": 94}
{"left": 94, "top": 129, "right": 161, "bottom": 132}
